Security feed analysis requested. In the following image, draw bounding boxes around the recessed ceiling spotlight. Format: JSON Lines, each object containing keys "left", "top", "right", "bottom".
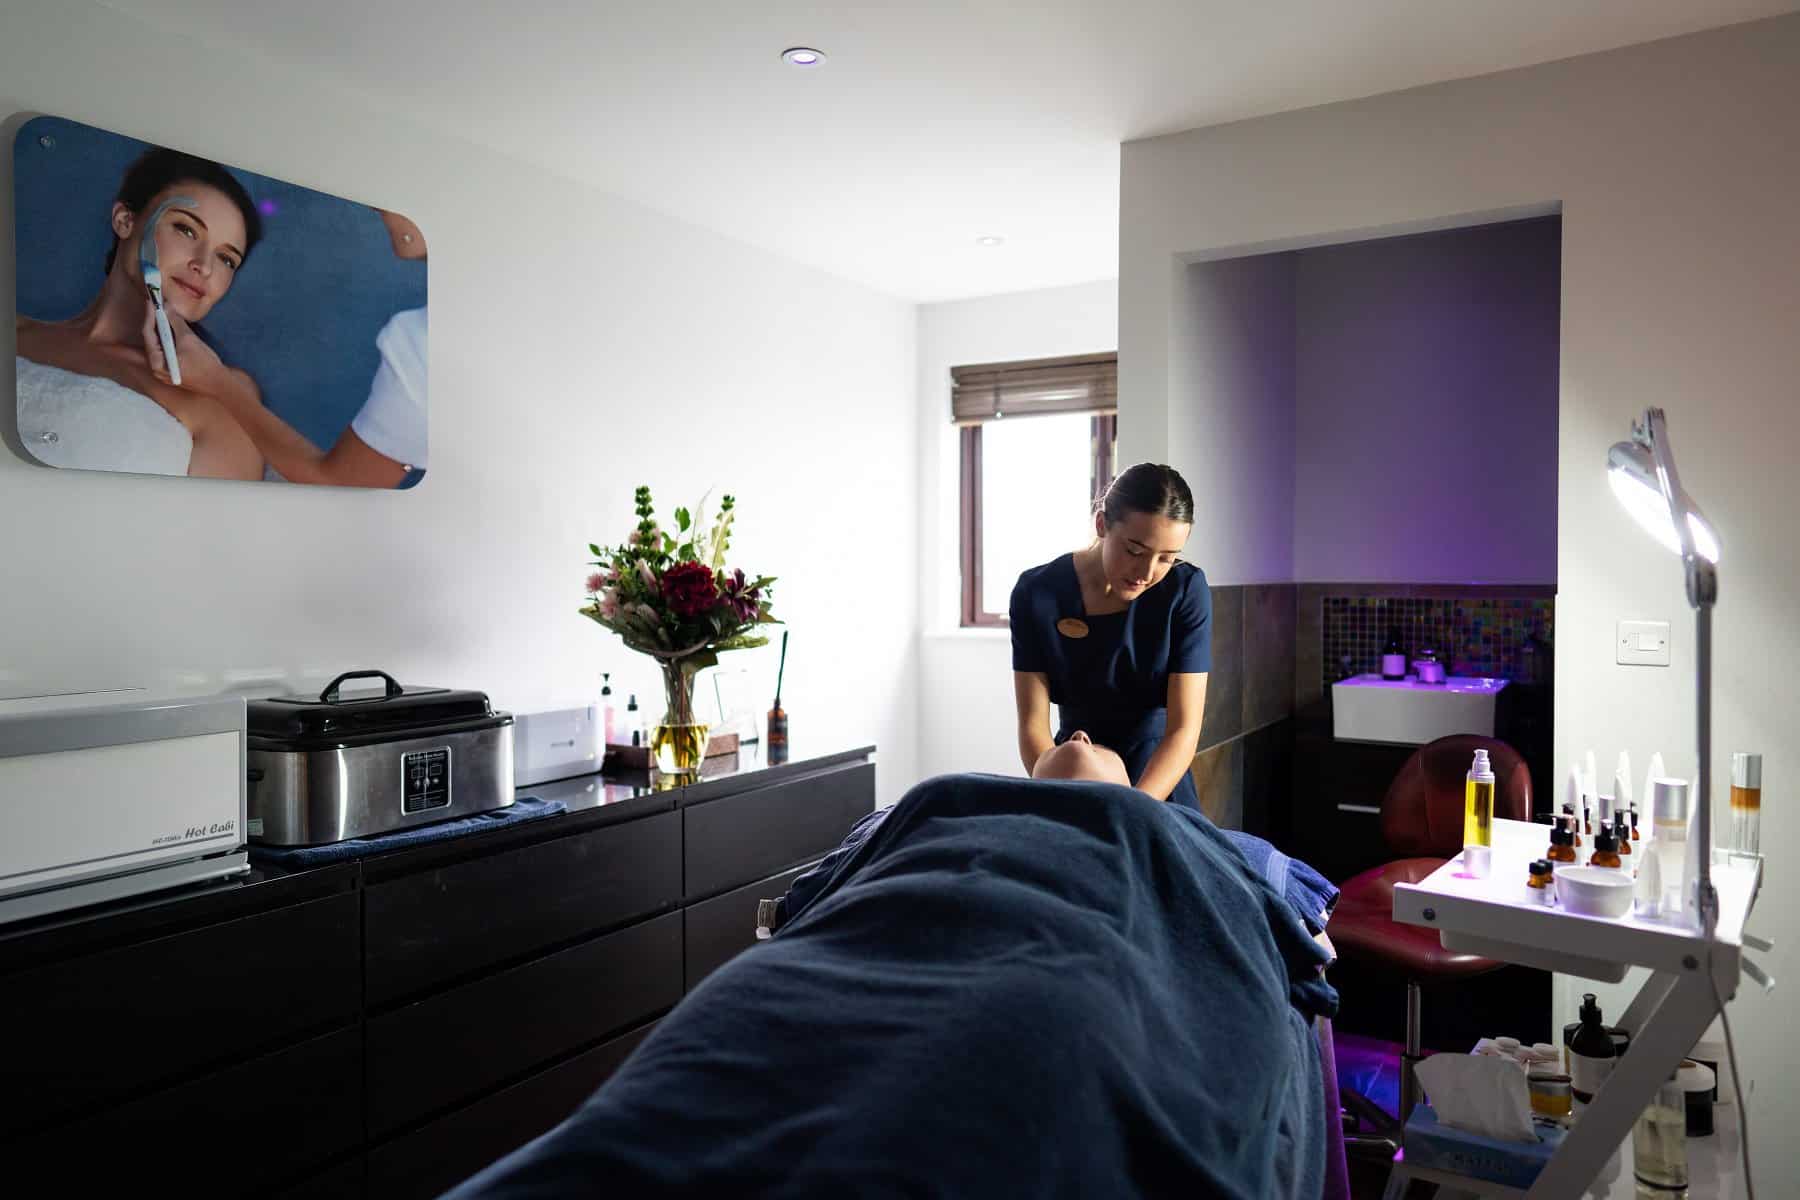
{"left": 976, "top": 235, "right": 1005, "bottom": 247}
{"left": 782, "top": 47, "right": 826, "bottom": 67}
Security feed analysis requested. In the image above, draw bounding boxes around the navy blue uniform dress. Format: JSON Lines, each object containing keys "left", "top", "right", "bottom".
{"left": 1010, "top": 554, "right": 1212, "bottom": 809}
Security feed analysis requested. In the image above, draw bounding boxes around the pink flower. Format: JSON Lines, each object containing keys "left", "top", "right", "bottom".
{"left": 585, "top": 572, "right": 607, "bottom": 595}
{"left": 719, "top": 568, "right": 761, "bottom": 622}
{"left": 628, "top": 521, "right": 661, "bottom": 548}
{"left": 599, "top": 588, "right": 621, "bottom": 619}
{"left": 635, "top": 560, "right": 657, "bottom": 591}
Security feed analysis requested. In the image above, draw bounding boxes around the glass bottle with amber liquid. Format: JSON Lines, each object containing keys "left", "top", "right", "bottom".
{"left": 1589, "top": 827, "right": 1622, "bottom": 870}
{"left": 766, "top": 631, "right": 790, "bottom": 766}
{"left": 1526, "top": 859, "right": 1556, "bottom": 904}
{"left": 1546, "top": 820, "right": 1578, "bottom": 866}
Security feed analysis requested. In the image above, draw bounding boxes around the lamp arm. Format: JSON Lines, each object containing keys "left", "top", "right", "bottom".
{"left": 1642, "top": 408, "right": 1719, "bottom": 936}
{"left": 1643, "top": 408, "right": 1718, "bottom": 609}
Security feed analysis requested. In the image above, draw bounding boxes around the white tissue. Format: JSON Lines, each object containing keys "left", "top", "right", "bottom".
{"left": 1415, "top": 1053, "right": 1539, "bottom": 1143}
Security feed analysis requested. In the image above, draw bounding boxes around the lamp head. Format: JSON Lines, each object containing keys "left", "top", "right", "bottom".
{"left": 1607, "top": 413, "right": 1720, "bottom": 565}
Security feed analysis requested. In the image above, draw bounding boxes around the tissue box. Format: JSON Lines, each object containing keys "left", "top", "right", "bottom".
{"left": 1403, "top": 1104, "right": 1567, "bottom": 1189}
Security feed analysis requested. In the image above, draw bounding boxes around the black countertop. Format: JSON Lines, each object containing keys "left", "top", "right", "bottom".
{"left": 0, "top": 743, "right": 875, "bottom": 967}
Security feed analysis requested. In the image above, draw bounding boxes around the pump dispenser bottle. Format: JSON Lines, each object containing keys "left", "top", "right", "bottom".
{"left": 1569, "top": 994, "right": 1618, "bottom": 1104}
{"left": 1547, "top": 820, "right": 1578, "bottom": 866}
{"left": 1463, "top": 749, "right": 1495, "bottom": 877}
{"left": 599, "top": 673, "right": 617, "bottom": 747}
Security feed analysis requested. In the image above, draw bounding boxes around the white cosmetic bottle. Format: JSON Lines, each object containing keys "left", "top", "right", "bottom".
{"left": 1650, "top": 778, "right": 1690, "bottom": 920}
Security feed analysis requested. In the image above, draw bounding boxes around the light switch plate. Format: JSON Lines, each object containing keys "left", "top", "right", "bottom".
{"left": 1617, "top": 619, "right": 1672, "bottom": 666}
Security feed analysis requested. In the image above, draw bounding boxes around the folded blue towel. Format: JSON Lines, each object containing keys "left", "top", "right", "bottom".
{"left": 1226, "top": 831, "right": 1340, "bottom": 935}
{"left": 248, "top": 796, "right": 566, "bottom": 866}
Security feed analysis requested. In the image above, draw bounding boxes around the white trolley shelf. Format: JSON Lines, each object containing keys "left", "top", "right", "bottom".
{"left": 1390, "top": 818, "right": 1762, "bottom": 1198}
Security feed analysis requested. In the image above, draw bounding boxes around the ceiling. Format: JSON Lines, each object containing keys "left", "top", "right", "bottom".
{"left": 99, "top": 0, "right": 1798, "bottom": 302}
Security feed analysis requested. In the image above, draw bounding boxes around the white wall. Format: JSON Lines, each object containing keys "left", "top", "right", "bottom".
{"left": 0, "top": 1, "right": 919, "bottom": 804}
{"left": 1294, "top": 218, "right": 1560, "bottom": 584}
{"left": 1173, "top": 253, "right": 1296, "bottom": 585}
{"left": 915, "top": 279, "right": 1115, "bottom": 781}
{"left": 1121, "top": 16, "right": 1800, "bottom": 1188}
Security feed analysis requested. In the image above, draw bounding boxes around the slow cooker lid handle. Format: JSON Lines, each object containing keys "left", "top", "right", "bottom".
{"left": 320, "top": 669, "right": 404, "bottom": 703}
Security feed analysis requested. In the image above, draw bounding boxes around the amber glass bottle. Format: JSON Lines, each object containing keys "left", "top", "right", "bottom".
{"left": 1547, "top": 822, "right": 1578, "bottom": 865}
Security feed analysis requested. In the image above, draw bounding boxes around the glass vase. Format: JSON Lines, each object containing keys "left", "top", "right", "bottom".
{"left": 652, "top": 657, "right": 710, "bottom": 775}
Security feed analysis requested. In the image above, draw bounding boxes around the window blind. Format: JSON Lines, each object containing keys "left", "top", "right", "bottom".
{"left": 950, "top": 352, "right": 1116, "bottom": 424}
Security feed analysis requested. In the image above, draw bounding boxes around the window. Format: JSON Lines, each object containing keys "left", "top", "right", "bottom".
{"left": 954, "top": 353, "right": 1117, "bottom": 627}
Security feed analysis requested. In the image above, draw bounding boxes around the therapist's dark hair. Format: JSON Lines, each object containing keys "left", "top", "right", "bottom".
{"left": 103, "top": 147, "right": 264, "bottom": 274}
{"left": 1099, "top": 463, "right": 1194, "bottom": 527}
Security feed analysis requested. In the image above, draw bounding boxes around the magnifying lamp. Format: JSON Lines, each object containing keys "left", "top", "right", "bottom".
{"left": 1607, "top": 408, "right": 1719, "bottom": 934}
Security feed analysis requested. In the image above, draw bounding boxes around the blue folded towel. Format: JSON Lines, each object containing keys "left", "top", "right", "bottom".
{"left": 249, "top": 796, "right": 566, "bottom": 866}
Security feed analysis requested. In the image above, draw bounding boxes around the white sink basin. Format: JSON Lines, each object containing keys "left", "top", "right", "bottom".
{"left": 1331, "top": 674, "right": 1508, "bottom": 745}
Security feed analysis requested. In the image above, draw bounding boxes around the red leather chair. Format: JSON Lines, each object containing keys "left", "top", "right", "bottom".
{"left": 1330, "top": 734, "right": 1533, "bottom": 1144}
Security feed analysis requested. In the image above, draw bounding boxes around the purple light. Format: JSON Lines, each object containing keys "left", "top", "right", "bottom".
{"left": 257, "top": 198, "right": 278, "bottom": 216}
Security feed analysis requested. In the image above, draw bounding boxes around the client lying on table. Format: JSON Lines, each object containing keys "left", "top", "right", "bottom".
{"left": 447, "top": 760, "right": 1340, "bottom": 1200}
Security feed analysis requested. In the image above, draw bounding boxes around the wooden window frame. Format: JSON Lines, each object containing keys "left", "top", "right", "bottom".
{"left": 960, "top": 412, "right": 1117, "bottom": 627}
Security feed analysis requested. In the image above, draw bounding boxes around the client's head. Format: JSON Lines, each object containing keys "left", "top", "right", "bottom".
{"left": 1031, "top": 731, "right": 1130, "bottom": 787}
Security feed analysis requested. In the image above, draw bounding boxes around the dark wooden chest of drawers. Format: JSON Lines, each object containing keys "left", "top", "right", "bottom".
{"left": 0, "top": 747, "right": 874, "bottom": 1198}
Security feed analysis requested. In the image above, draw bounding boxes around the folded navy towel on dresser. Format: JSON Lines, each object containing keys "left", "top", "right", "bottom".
{"left": 248, "top": 796, "right": 566, "bottom": 866}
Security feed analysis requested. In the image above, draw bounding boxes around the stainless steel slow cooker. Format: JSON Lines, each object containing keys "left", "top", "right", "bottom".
{"left": 246, "top": 670, "right": 514, "bottom": 846}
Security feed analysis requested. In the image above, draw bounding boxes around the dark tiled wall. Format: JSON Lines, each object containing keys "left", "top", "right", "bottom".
{"left": 1322, "top": 594, "right": 1554, "bottom": 682}
{"left": 1192, "top": 580, "right": 1555, "bottom": 832}
{"left": 1193, "top": 583, "right": 1295, "bottom": 832}
{"left": 1295, "top": 583, "right": 1555, "bottom": 710}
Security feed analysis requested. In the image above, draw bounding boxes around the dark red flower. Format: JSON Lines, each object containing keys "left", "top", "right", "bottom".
{"left": 662, "top": 561, "right": 720, "bottom": 619}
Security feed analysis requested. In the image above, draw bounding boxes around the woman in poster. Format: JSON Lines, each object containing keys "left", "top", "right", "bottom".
{"left": 142, "top": 208, "right": 428, "bottom": 489}
{"left": 15, "top": 146, "right": 266, "bottom": 480}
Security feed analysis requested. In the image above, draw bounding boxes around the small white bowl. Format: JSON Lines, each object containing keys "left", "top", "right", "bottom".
{"left": 1556, "top": 867, "right": 1635, "bottom": 918}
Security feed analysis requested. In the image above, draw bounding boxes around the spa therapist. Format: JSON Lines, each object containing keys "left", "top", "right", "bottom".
{"left": 1010, "top": 463, "right": 1211, "bottom": 806}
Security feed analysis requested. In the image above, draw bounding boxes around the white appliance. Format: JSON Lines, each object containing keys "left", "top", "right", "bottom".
{"left": 0, "top": 690, "right": 248, "bottom": 925}
{"left": 512, "top": 705, "right": 602, "bottom": 788}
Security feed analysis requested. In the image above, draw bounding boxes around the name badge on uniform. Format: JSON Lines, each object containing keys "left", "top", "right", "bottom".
{"left": 1056, "top": 618, "right": 1090, "bottom": 639}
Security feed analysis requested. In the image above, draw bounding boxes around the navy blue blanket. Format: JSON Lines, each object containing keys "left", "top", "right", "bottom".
{"left": 446, "top": 775, "right": 1332, "bottom": 1200}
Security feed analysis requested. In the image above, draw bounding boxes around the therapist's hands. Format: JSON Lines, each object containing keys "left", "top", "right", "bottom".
{"left": 1130, "top": 671, "right": 1208, "bottom": 802}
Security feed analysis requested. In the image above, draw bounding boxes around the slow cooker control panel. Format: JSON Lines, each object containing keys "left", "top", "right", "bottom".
{"left": 402, "top": 748, "right": 451, "bottom": 813}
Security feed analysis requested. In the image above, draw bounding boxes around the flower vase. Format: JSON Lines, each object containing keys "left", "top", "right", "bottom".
{"left": 652, "top": 658, "right": 710, "bottom": 775}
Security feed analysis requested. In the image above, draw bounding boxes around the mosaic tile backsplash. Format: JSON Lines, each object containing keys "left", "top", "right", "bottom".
{"left": 1322, "top": 594, "right": 1554, "bottom": 685}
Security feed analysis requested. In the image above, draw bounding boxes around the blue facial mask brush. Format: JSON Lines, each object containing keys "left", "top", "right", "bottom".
{"left": 138, "top": 194, "right": 197, "bottom": 387}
